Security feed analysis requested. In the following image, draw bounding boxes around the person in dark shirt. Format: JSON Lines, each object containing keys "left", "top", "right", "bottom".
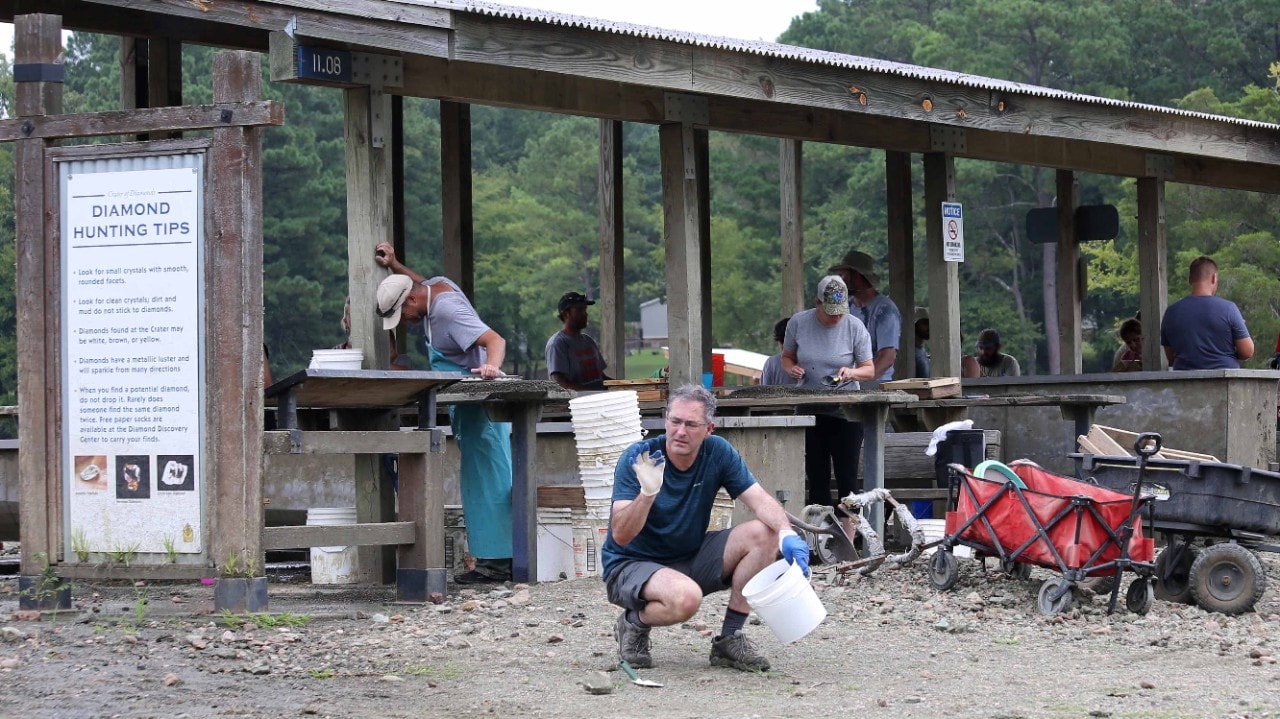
{"left": 1160, "top": 256, "right": 1253, "bottom": 370}
{"left": 545, "top": 291, "right": 611, "bottom": 391}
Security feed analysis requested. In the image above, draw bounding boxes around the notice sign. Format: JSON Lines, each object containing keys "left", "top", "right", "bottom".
{"left": 63, "top": 165, "right": 203, "bottom": 556}
{"left": 942, "top": 202, "right": 965, "bottom": 262}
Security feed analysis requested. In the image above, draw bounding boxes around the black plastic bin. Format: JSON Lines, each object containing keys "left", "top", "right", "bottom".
{"left": 927, "top": 429, "right": 987, "bottom": 518}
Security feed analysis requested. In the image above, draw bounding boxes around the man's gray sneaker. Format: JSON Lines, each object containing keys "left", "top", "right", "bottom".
{"left": 614, "top": 611, "right": 653, "bottom": 668}
{"left": 710, "top": 631, "right": 770, "bottom": 672}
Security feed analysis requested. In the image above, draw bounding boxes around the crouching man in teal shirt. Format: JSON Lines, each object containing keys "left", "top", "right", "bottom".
{"left": 602, "top": 384, "right": 809, "bottom": 672}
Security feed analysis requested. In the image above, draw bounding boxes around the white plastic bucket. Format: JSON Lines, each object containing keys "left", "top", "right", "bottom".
{"left": 307, "top": 507, "right": 358, "bottom": 584}
{"left": 310, "top": 348, "right": 364, "bottom": 370}
{"left": 742, "top": 559, "right": 827, "bottom": 643}
{"left": 918, "top": 518, "right": 971, "bottom": 558}
{"left": 537, "top": 509, "right": 575, "bottom": 582}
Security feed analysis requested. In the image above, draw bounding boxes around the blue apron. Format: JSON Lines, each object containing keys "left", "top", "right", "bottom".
{"left": 429, "top": 344, "right": 513, "bottom": 559}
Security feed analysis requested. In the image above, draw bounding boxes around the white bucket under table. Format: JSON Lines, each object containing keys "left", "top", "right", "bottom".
{"left": 536, "top": 508, "right": 575, "bottom": 582}
{"left": 307, "top": 507, "right": 358, "bottom": 584}
{"left": 743, "top": 559, "right": 826, "bottom": 643}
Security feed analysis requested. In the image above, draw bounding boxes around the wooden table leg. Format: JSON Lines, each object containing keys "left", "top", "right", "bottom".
{"left": 396, "top": 448, "right": 446, "bottom": 602}
{"left": 509, "top": 403, "right": 540, "bottom": 584}
{"left": 844, "top": 403, "right": 888, "bottom": 536}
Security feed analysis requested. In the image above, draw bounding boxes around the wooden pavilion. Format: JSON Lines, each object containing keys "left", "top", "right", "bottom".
{"left": 4, "top": 0, "right": 1280, "bottom": 581}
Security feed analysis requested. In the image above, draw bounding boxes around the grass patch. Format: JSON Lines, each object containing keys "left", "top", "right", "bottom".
{"left": 623, "top": 349, "right": 668, "bottom": 379}
{"left": 308, "top": 668, "right": 335, "bottom": 679}
{"left": 220, "top": 610, "right": 310, "bottom": 629}
{"left": 401, "top": 661, "right": 465, "bottom": 680}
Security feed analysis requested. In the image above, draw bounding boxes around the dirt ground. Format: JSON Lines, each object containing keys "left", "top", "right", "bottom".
{"left": 3, "top": 554, "right": 1280, "bottom": 719}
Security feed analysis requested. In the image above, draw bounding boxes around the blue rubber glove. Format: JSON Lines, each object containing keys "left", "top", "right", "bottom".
{"left": 778, "top": 530, "right": 810, "bottom": 578}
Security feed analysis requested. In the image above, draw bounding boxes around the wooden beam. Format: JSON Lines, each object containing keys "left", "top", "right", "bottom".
{"left": 207, "top": 50, "right": 266, "bottom": 576}
{"left": 1137, "top": 177, "right": 1168, "bottom": 371}
{"left": 449, "top": 14, "right": 1280, "bottom": 168}
{"left": 779, "top": 139, "right": 804, "bottom": 316}
{"left": 262, "top": 430, "right": 434, "bottom": 455}
{"left": 395, "top": 450, "right": 445, "bottom": 570}
{"left": 440, "top": 101, "right": 475, "bottom": 298}
{"left": 263, "top": 521, "right": 417, "bottom": 550}
{"left": 598, "top": 119, "right": 625, "bottom": 377}
{"left": 15, "top": 12, "right": 62, "bottom": 576}
{"left": 886, "top": 151, "right": 914, "bottom": 379}
{"left": 1056, "top": 170, "right": 1081, "bottom": 374}
{"left": 0, "top": 102, "right": 284, "bottom": 141}
{"left": 70, "top": 0, "right": 450, "bottom": 57}
{"left": 397, "top": 57, "right": 1280, "bottom": 195}
{"left": 696, "top": 128, "right": 712, "bottom": 372}
{"left": 661, "top": 122, "right": 709, "bottom": 387}
{"left": 924, "top": 152, "right": 959, "bottom": 378}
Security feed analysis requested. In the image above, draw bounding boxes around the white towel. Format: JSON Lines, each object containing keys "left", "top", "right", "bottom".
{"left": 924, "top": 419, "right": 975, "bottom": 456}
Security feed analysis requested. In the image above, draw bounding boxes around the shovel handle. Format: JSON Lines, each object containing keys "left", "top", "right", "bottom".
{"left": 619, "top": 660, "right": 640, "bottom": 680}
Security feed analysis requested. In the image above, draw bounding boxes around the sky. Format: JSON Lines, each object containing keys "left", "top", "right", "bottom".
{"left": 0, "top": 0, "right": 819, "bottom": 57}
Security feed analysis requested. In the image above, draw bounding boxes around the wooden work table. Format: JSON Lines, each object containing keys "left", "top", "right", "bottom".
{"left": 264, "top": 370, "right": 569, "bottom": 596}
{"left": 716, "top": 389, "right": 919, "bottom": 532}
{"left": 889, "top": 393, "right": 1127, "bottom": 440}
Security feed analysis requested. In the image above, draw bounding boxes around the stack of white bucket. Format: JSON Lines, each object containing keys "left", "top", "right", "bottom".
{"left": 568, "top": 390, "right": 644, "bottom": 577}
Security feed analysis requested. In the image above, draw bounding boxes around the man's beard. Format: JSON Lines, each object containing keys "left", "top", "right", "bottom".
{"left": 977, "top": 352, "right": 1003, "bottom": 368}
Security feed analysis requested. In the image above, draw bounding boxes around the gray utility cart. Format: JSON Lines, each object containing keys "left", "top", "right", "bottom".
{"left": 1071, "top": 436, "right": 1280, "bottom": 615}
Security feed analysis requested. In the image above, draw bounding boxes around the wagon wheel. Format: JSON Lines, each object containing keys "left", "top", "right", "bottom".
{"left": 814, "top": 525, "right": 861, "bottom": 565}
{"left": 1153, "top": 543, "right": 1198, "bottom": 604}
{"left": 999, "top": 559, "right": 1032, "bottom": 581}
{"left": 1189, "top": 543, "right": 1266, "bottom": 615}
{"left": 1125, "top": 578, "right": 1155, "bottom": 615}
{"left": 927, "top": 549, "right": 960, "bottom": 591}
{"left": 1036, "top": 578, "right": 1075, "bottom": 615}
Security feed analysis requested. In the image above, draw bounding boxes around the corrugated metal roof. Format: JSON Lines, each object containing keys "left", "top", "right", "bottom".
{"left": 417, "top": 0, "right": 1280, "bottom": 131}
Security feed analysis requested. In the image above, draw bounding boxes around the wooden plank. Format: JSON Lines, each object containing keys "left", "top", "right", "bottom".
{"left": 1086, "top": 425, "right": 1130, "bottom": 456}
{"left": 1076, "top": 435, "right": 1102, "bottom": 455}
{"left": 924, "top": 152, "right": 960, "bottom": 379}
{"left": 263, "top": 521, "right": 416, "bottom": 550}
{"left": 252, "top": 0, "right": 453, "bottom": 29}
{"left": 207, "top": 50, "right": 266, "bottom": 576}
{"left": 1137, "top": 177, "right": 1168, "bottom": 371}
{"left": 598, "top": 119, "right": 625, "bottom": 377}
{"left": 779, "top": 139, "right": 804, "bottom": 316}
{"left": 262, "top": 430, "right": 434, "bottom": 455}
{"left": 510, "top": 405, "right": 540, "bottom": 583}
{"left": 538, "top": 485, "right": 585, "bottom": 508}
{"left": 1055, "top": 169, "right": 1081, "bottom": 374}
{"left": 268, "top": 370, "right": 462, "bottom": 408}
{"left": 0, "top": 102, "right": 284, "bottom": 141}
{"left": 15, "top": 12, "right": 61, "bottom": 576}
{"left": 440, "top": 101, "right": 475, "bottom": 298}
{"left": 871, "top": 430, "right": 1001, "bottom": 481}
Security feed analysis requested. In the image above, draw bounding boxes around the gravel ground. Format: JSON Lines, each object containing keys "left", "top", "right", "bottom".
{"left": 3, "top": 553, "right": 1280, "bottom": 719}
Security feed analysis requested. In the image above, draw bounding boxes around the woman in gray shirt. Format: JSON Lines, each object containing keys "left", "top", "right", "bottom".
{"left": 781, "top": 276, "right": 875, "bottom": 519}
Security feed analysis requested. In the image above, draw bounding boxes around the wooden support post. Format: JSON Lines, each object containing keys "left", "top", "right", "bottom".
{"left": 598, "top": 119, "right": 625, "bottom": 375}
{"left": 660, "top": 122, "right": 709, "bottom": 387}
{"left": 1137, "top": 177, "right": 1168, "bottom": 371}
{"left": 1056, "top": 170, "right": 1081, "bottom": 374}
{"left": 886, "top": 151, "right": 915, "bottom": 379}
{"left": 15, "top": 12, "right": 63, "bottom": 575}
{"left": 120, "top": 36, "right": 144, "bottom": 110}
{"left": 779, "top": 139, "right": 805, "bottom": 316}
{"left": 924, "top": 153, "right": 960, "bottom": 378}
{"left": 391, "top": 95, "right": 407, "bottom": 359}
{"left": 696, "top": 129, "right": 712, "bottom": 371}
{"left": 345, "top": 85, "right": 396, "bottom": 582}
{"left": 509, "top": 404, "right": 540, "bottom": 583}
{"left": 208, "top": 50, "right": 266, "bottom": 577}
{"left": 441, "top": 101, "right": 474, "bottom": 298}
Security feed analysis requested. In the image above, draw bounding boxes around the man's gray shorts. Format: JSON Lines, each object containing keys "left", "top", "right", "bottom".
{"left": 604, "top": 529, "right": 732, "bottom": 611}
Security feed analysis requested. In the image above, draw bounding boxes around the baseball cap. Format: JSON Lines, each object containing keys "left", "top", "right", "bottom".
{"left": 376, "top": 275, "right": 414, "bottom": 330}
{"left": 557, "top": 291, "right": 595, "bottom": 315}
{"left": 827, "top": 250, "right": 880, "bottom": 287}
{"left": 816, "top": 275, "right": 849, "bottom": 316}
{"left": 976, "top": 328, "right": 1001, "bottom": 348}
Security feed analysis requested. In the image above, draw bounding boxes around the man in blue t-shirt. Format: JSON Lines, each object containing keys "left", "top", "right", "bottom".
{"left": 603, "top": 384, "right": 808, "bottom": 673}
{"left": 1160, "top": 256, "right": 1254, "bottom": 370}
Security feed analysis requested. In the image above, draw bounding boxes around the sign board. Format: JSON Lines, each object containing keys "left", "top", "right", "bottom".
{"left": 296, "top": 45, "right": 352, "bottom": 84}
{"left": 61, "top": 161, "right": 205, "bottom": 557}
{"left": 941, "top": 202, "right": 965, "bottom": 262}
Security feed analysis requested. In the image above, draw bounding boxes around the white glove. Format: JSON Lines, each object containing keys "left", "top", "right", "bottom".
{"left": 633, "top": 450, "right": 666, "bottom": 497}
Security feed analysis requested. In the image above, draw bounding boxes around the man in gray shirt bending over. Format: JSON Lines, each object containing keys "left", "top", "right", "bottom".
{"left": 546, "top": 291, "right": 611, "bottom": 391}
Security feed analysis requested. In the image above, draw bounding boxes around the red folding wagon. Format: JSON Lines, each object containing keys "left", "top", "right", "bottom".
{"left": 926, "top": 457, "right": 1156, "bottom": 615}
